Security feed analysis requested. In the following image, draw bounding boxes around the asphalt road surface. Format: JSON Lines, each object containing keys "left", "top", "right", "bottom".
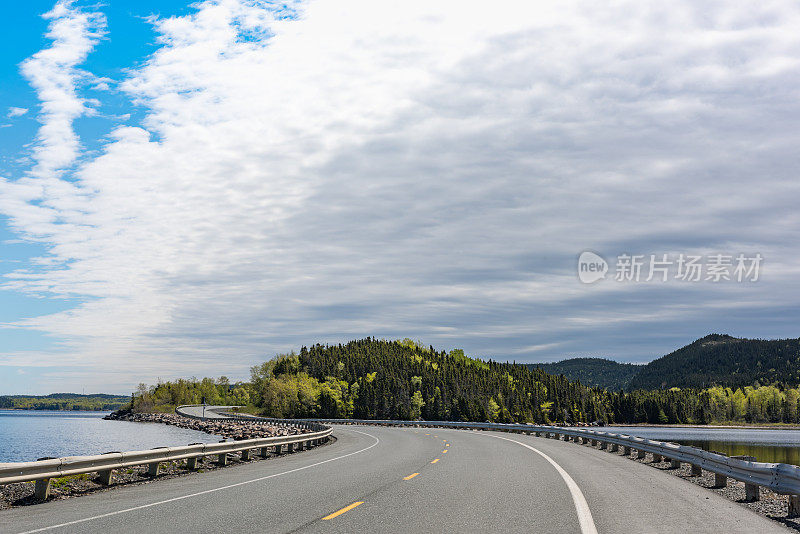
{"left": 2, "top": 425, "right": 790, "bottom": 534}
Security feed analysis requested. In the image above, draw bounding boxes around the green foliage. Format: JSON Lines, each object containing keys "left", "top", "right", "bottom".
{"left": 0, "top": 394, "right": 128, "bottom": 411}
{"left": 527, "top": 358, "right": 641, "bottom": 391}
{"left": 128, "top": 336, "right": 800, "bottom": 426}
{"left": 629, "top": 334, "right": 800, "bottom": 390}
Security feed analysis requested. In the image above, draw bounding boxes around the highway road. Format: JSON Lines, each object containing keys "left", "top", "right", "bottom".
{"left": 1, "top": 425, "right": 790, "bottom": 534}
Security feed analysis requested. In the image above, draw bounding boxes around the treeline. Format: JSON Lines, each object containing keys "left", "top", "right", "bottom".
{"left": 0, "top": 394, "right": 129, "bottom": 411}
{"left": 130, "top": 338, "right": 800, "bottom": 425}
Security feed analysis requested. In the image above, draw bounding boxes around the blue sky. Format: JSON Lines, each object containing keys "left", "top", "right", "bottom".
{"left": 2, "top": 0, "right": 800, "bottom": 394}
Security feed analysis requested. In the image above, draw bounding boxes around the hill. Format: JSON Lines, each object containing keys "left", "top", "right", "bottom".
{"left": 628, "top": 334, "right": 800, "bottom": 390}
{"left": 525, "top": 358, "right": 641, "bottom": 391}
{"left": 0, "top": 394, "right": 129, "bottom": 411}
{"left": 132, "top": 336, "right": 800, "bottom": 425}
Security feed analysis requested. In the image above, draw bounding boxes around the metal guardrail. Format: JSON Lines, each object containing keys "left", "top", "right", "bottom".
{"left": 0, "top": 412, "right": 332, "bottom": 501}
{"left": 297, "top": 417, "right": 800, "bottom": 505}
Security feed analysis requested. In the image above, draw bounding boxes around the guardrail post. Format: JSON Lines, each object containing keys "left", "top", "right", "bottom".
{"left": 535, "top": 431, "right": 541, "bottom": 437}
{"left": 623, "top": 446, "right": 631, "bottom": 455}
{"left": 670, "top": 459, "right": 681, "bottom": 469}
{"left": 610, "top": 443, "right": 619, "bottom": 452}
{"left": 652, "top": 454, "right": 662, "bottom": 462}
{"left": 591, "top": 439, "right": 597, "bottom": 446}
{"left": 637, "top": 449, "right": 646, "bottom": 459}
{"left": 581, "top": 437, "right": 589, "bottom": 444}
{"left": 745, "top": 483, "right": 760, "bottom": 502}
{"left": 275, "top": 444, "right": 283, "bottom": 455}
{"left": 98, "top": 468, "right": 114, "bottom": 485}
{"left": 788, "top": 495, "right": 800, "bottom": 517}
{"left": 241, "top": 448, "right": 251, "bottom": 461}
{"left": 714, "top": 473, "right": 727, "bottom": 487}
{"left": 690, "top": 464, "right": 702, "bottom": 476}
{"left": 186, "top": 457, "right": 199, "bottom": 470}
{"left": 599, "top": 441, "right": 608, "bottom": 450}
{"left": 260, "top": 446, "right": 270, "bottom": 458}
{"left": 34, "top": 478, "right": 51, "bottom": 501}
{"left": 287, "top": 443, "right": 295, "bottom": 453}
{"left": 148, "top": 462, "right": 161, "bottom": 476}
{"left": 218, "top": 453, "right": 228, "bottom": 466}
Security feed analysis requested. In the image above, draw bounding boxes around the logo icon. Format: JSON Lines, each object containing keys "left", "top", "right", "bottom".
{"left": 577, "top": 251, "right": 608, "bottom": 284}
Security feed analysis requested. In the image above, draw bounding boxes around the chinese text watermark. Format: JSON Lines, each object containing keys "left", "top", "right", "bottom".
{"left": 577, "top": 251, "right": 762, "bottom": 284}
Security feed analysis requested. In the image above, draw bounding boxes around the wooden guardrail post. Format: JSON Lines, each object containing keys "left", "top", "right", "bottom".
{"left": 610, "top": 443, "right": 619, "bottom": 452}
{"left": 652, "top": 454, "right": 662, "bottom": 462}
{"left": 714, "top": 473, "right": 727, "bottom": 487}
{"left": 260, "top": 446, "right": 270, "bottom": 458}
{"left": 745, "top": 483, "right": 760, "bottom": 502}
{"left": 599, "top": 441, "right": 608, "bottom": 450}
{"left": 275, "top": 444, "right": 283, "bottom": 455}
{"left": 217, "top": 453, "right": 228, "bottom": 466}
{"left": 34, "top": 478, "right": 51, "bottom": 501}
{"left": 241, "top": 448, "right": 251, "bottom": 460}
{"left": 788, "top": 495, "right": 800, "bottom": 518}
{"left": 623, "top": 446, "right": 631, "bottom": 455}
{"left": 591, "top": 439, "right": 597, "bottom": 446}
{"left": 148, "top": 462, "right": 161, "bottom": 476}
{"left": 98, "top": 469, "right": 114, "bottom": 485}
{"left": 637, "top": 449, "right": 646, "bottom": 459}
{"left": 186, "top": 457, "right": 199, "bottom": 470}
{"left": 670, "top": 459, "right": 681, "bottom": 469}
{"left": 690, "top": 464, "right": 702, "bottom": 476}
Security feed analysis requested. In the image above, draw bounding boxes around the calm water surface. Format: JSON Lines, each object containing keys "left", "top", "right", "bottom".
{"left": 0, "top": 410, "right": 220, "bottom": 462}
{"left": 602, "top": 425, "right": 800, "bottom": 466}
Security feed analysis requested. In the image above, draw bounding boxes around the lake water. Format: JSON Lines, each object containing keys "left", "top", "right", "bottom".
{"left": 602, "top": 425, "right": 800, "bottom": 466}
{"left": 0, "top": 410, "right": 220, "bottom": 463}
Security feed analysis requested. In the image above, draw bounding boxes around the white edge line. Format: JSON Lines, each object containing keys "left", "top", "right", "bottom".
{"left": 486, "top": 433, "right": 599, "bottom": 534}
{"left": 15, "top": 429, "right": 380, "bottom": 534}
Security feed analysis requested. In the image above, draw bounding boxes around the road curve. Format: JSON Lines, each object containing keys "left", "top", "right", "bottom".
{"left": 1, "top": 426, "right": 789, "bottom": 534}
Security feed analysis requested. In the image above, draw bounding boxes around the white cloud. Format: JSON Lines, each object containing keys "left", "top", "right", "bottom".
{"left": 7, "top": 107, "right": 28, "bottom": 118}
{"left": 2, "top": 0, "right": 800, "bottom": 392}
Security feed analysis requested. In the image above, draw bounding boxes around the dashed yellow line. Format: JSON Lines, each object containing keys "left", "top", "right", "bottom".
{"left": 403, "top": 472, "right": 420, "bottom": 480}
{"left": 445, "top": 443, "right": 450, "bottom": 447}
{"left": 322, "top": 502, "right": 364, "bottom": 520}
{"left": 425, "top": 433, "right": 430, "bottom": 435}
{"left": 431, "top": 458, "right": 440, "bottom": 464}
{"left": 442, "top": 449, "right": 448, "bottom": 454}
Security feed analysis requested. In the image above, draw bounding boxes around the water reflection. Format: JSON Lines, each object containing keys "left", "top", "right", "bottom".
{"left": 679, "top": 440, "right": 800, "bottom": 466}
{"left": 600, "top": 426, "right": 800, "bottom": 466}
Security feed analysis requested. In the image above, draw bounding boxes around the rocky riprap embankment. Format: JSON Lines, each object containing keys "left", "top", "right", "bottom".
{"left": 103, "top": 411, "right": 309, "bottom": 441}
{"left": 1, "top": 411, "right": 324, "bottom": 509}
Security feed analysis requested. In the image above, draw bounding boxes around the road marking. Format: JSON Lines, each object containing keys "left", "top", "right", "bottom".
{"left": 442, "top": 449, "right": 448, "bottom": 454}
{"left": 431, "top": 458, "right": 439, "bottom": 464}
{"left": 445, "top": 443, "right": 450, "bottom": 447}
{"left": 322, "top": 501, "right": 364, "bottom": 520}
{"left": 486, "top": 434, "right": 598, "bottom": 534}
{"left": 425, "top": 433, "right": 430, "bottom": 435}
{"left": 15, "top": 429, "right": 380, "bottom": 534}
{"left": 403, "top": 472, "right": 420, "bottom": 480}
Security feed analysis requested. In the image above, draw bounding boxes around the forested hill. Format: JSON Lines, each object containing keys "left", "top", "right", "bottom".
{"left": 525, "top": 358, "right": 641, "bottom": 391}
{"left": 262, "top": 339, "right": 611, "bottom": 424}
{"left": 628, "top": 334, "right": 800, "bottom": 390}
{"left": 133, "top": 337, "right": 800, "bottom": 425}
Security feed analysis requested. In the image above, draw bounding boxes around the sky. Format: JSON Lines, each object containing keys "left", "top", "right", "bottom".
{"left": 1, "top": 0, "right": 799, "bottom": 395}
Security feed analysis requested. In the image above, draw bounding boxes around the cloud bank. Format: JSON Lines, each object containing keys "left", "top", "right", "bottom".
{"left": 2, "top": 0, "right": 800, "bottom": 392}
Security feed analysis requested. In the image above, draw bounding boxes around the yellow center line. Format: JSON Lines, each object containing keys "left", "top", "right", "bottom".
{"left": 425, "top": 433, "right": 430, "bottom": 435}
{"left": 403, "top": 472, "right": 420, "bottom": 480}
{"left": 431, "top": 458, "right": 440, "bottom": 464}
{"left": 445, "top": 443, "right": 450, "bottom": 447}
{"left": 442, "top": 449, "right": 448, "bottom": 454}
{"left": 322, "top": 502, "right": 364, "bottom": 520}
